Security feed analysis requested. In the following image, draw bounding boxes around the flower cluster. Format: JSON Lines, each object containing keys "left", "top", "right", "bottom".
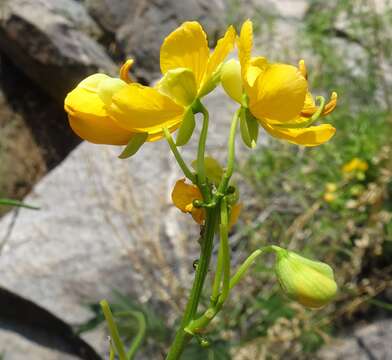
{"left": 64, "top": 20, "right": 337, "bottom": 149}
{"left": 64, "top": 19, "right": 339, "bottom": 358}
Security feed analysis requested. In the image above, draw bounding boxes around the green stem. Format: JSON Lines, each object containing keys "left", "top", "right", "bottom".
{"left": 196, "top": 102, "right": 211, "bottom": 201}
{"left": 218, "top": 109, "right": 241, "bottom": 195}
{"left": 210, "top": 198, "right": 231, "bottom": 304}
{"left": 126, "top": 311, "right": 146, "bottom": 360}
{"left": 166, "top": 206, "right": 220, "bottom": 360}
{"left": 219, "top": 198, "right": 230, "bottom": 303}
{"left": 0, "top": 198, "right": 39, "bottom": 210}
{"left": 229, "top": 246, "right": 278, "bottom": 290}
{"left": 186, "top": 245, "right": 279, "bottom": 334}
{"left": 100, "top": 300, "right": 127, "bottom": 360}
{"left": 211, "top": 240, "right": 223, "bottom": 304}
{"left": 163, "top": 128, "right": 196, "bottom": 183}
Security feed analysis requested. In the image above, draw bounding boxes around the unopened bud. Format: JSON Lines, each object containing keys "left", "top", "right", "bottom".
{"left": 275, "top": 249, "right": 337, "bottom": 308}
{"left": 221, "top": 59, "right": 243, "bottom": 103}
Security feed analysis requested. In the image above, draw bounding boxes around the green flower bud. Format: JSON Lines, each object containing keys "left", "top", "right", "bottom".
{"left": 221, "top": 59, "right": 243, "bottom": 104}
{"left": 275, "top": 249, "right": 337, "bottom": 308}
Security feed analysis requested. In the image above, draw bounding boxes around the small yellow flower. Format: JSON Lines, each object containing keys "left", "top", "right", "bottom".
{"left": 171, "top": 179, "right": 241, "bottom": 226}
{"left": 323, "top": 192, "right": 336, "bottom": 203}
{"left": 342, "top": 158, "right": 369, "bottom": 173}
{"left": 325, "top": 182, "right": 337, "bottom": 193}
{"left": 221, "top": 20, "right": 337, "bottom": 147}
{"left": 65, "top": 22, "right": 236, "bottom": 144}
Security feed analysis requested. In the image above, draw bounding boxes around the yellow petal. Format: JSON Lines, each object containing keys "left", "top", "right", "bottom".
{"left": 261, "top": 121, "right": 336, "bottom": 146}
{"left": 221, "top": 59, "right": 243, "bottom": 103}
{"left": 171, "top": 179, "right": 203, "bottom": 213}
{"left": 76, "top": 73, "right": 110, "bottom": 92}
{"left": 202, "top": 25, "right": 236, "bottom": 87}
{"left": 237, "top": 20, "right": 253, "bottom": 87}
{"left": 191, "top": 208, "right": 206, "bottom": 225}
{"left": 156, "top": 68, "right": 197, "bottom": 106}
{"left": 267, "top": 91, "right": 315, "bottom": 126}
{"left": 65, "top": 86, "right": 133, "bottom": 145}
{"left": 229, "top": 203, "right": 242, "bottom": 228}
{"left": 246, "top": 56, "right": 268, "bottom": 87}
{"left": 160, "top": 21, "right": 209, "bottom": 89}
{"left": 109, "top": 83, "right": 185, "bottom": 137}
{"left": 97, "top": 77, "right": 128, "bottom": 106}
{"left": 249, "top": 63, "right": 308, "bottom": 122}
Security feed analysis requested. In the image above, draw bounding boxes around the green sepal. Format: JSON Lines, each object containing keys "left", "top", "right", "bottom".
{"left": 191, "top": 156, "right": 223, "bottom": 185}
{"left": 176, "top": 107, "right": 196, "bottom": 146}
{"left": 198, "top": 63, "right": 223, "bottom": 98}
{"left": 118, "top": 132, "right": 148, "bottom": 159}
{"left": 240, "top": 107, "right": 259, "bottom": 149}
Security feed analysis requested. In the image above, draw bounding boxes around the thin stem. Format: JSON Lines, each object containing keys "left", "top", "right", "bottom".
{"left": 126, "top": 311, "right": 146, "bottom": 360}
{"left": 110, "top": 346, "right": 115, "bottom": 360}
{"left": 229, "top": 246, "right": 277, "bottom": 290}
{"left": 186, "top": 246, "right": 278, "bottom": 334}
{"left": 219, "top": 197, "right": 230, "bottom": 303}
{"left": 166, "top": 206, "right": 220, "bottom": 360}
{"left": 218, "top": 109, "right": 241, "bottom": 194}
{"left": 163, "top": 127, "right": 196, "bottom": 183}
{"left": 184, "top": 199, "right": 232, "bottom": 335}
{"left": 211, "top": 240, "right": 223, "bottom": 304}
{"left": 196, "top": 103, "right": 211, "bottom": 201}
{"left": 100, "top": 300, "right": 127, "bottom": 360}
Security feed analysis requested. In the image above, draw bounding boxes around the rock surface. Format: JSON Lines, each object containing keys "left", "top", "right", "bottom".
{"left": 318, "top": 319, "right": 392, "bottom": 360}
{"left": 0, "top": 0, "right": 115, "bottom": 103}
{"left": 86, "top": 0, "right": 226, "bottom": 82}
{"left": 0, "top": 329, "right": 79, "bottom": 360}
{"left": 0, "top": 79, "right": 46, "bottom": 207}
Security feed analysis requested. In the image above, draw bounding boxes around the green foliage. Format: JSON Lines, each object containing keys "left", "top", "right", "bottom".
{"left": 227, "top": 0, "right": 392, "bottom": 357}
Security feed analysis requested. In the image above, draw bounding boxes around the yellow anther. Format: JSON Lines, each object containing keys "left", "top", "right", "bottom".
{"left": 119, "top": 59, "right": 134, "bottom": 83}
{"left": 298, "top": 59, "right": 307, "bottom": 79}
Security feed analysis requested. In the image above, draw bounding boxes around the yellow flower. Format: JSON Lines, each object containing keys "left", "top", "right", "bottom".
{"left": 342, "top": 158, "right": 368, "bottom": 173}
{"left": 171, "top": 179, "right": 241, "bottom": 226}
{"left": 323, "top": 192, "right": 336, "bottom": 203}
{"left": 108, "top": 22, "right": 235, "bottom": 140}
{"left": 325, "top": 182, "right": 337, "bottom": 193}
{"left": 65, "top": 22, "right": 236, "bottom": 144}
{"left": 64, "top": 73, "right": 134, "bottom": 145}
{"left": 221, "top": 20, "right": 337, "bottom": 147}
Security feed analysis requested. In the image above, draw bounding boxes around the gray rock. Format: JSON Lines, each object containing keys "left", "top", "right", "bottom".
{"left": 0, "top": 329, "right": 79, "bottom": 360}
{"left": 0, "top": 0, "right": 115, "bottom": 102}
{"left": 318, "top": 319, "right": 392, "bottom": 360}
{"left": 86, "top": 0, "right": 226, "bottom": 82}
{"left": 0, "top": 86, "right": 243, "bottom": 357}
{"left": 0, "top": 79, "right": 46, "bottom": 204}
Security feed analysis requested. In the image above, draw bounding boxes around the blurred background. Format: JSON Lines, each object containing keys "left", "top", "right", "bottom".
{"left": 0, "top": 0, "right": 391, "bottom": 359}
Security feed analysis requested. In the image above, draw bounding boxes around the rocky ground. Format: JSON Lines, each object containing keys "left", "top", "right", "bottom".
{"left": 0, "top": 0, "right": 390, "bottom": 359}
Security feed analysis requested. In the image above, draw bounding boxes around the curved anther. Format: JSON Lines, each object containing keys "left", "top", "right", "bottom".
{"left": 119, "top": 59, "right": 134, "bottom": 83}
{"left": 298, "top": 59, "right": 307, "bottom": 79}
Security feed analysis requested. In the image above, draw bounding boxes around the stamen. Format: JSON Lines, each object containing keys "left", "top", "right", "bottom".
{"left": 323, "top": 92, "right": 338, "bottom": 115}
{"left": 119, "top": 59, "right": 134, "bottom": 83}
{"left": 275, "top": 96, "right": 326, "bottom": 129}
{"left": 298, "top": 59, "right": 307, "bottom": 79}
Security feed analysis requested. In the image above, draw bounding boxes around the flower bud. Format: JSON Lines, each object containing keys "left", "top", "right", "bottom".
{"left": 221, "top": 59, "right": 243, "bottom": 103}
{"left": 275, "top": 249, "right": 337, "bottom": 308}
